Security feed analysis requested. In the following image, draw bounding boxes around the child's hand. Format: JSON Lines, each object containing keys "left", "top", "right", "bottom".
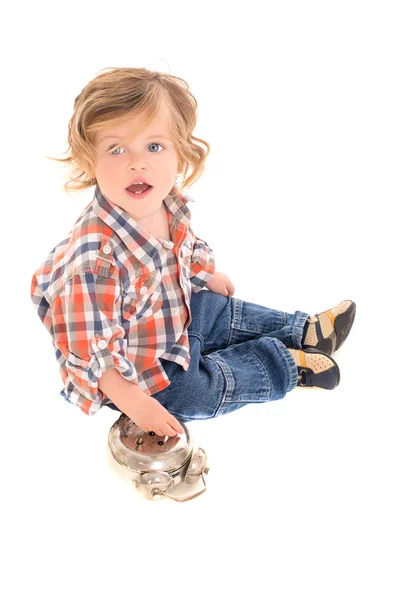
{"left": 205, "top": 271, "right": 235, "bottom": 296}
{"left": 125, "top": 393, "right": 184, "bottom": 437}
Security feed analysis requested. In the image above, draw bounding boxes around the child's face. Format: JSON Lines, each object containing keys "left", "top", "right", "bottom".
{"left": 92, "top": 107, "right": 181, "bottom": 223}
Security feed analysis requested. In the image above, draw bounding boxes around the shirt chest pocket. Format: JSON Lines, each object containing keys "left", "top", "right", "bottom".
{"left": 122, "top": 269, "right": 164, "bottom": 321}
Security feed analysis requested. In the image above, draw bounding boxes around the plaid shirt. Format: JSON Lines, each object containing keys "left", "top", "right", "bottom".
{"left": 30, "top": 183, "right": 216, "bottom": 416}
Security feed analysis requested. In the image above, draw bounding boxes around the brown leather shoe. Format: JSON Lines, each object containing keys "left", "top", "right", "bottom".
{"left": 288, "top": 347, "right": 340, "bottom": 390}
{"left": 302, "top": 300, "right": 356, "bottom": 355}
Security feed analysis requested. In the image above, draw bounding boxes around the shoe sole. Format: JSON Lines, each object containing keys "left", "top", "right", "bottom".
{"left": 334, "top": 301, "right": 356, "bottom": 351}
{"left": 301, "top": 347, "right": 341, "bottom": 389}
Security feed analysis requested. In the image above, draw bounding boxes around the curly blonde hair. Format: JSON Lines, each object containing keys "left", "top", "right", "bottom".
{"left": 47, "top": 67, "right": 211, "bottom": 195}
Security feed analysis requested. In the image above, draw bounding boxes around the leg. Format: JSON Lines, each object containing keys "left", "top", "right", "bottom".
{"left": 187, "top": 290, "right": 310, "bottom": 353}
{"left": 152, "top": 333, "right": 299, "bottom": 422}
{"left": 105, "top": 290, "right": 305, "bottom": 418}
{"left": 105, "top": 291, "right": 341, "bottom": 418}
{"left": 151, "top": 290, "right": 304, "bottom": 421}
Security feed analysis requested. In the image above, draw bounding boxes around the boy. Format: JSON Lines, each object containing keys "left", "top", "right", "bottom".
{"left": 31, "top": 67, "right": 356, "bottom": 438}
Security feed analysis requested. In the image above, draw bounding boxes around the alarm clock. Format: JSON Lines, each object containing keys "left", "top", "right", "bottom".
{"left": 108, "top": 414, "right": 209, "bottom": 502}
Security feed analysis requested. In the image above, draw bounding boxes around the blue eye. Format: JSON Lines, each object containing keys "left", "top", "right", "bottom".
{"left": 109, "top": 146, "right": 123, "bottom": 156}
{"left": 108, "top": 143, "right": 164, "bottom": 156}
{"left": 148, "top": 143, "right": 164, "bottom": 153}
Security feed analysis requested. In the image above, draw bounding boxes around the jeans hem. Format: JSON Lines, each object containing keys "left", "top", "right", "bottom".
{"left": 292, "top": 311, "right": 310, "bottom": 349}
{"left": 275, "top": 341, "right": 299, "bottom": 392}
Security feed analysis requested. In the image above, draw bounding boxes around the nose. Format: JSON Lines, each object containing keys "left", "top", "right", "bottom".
{"left": 127, "top": 150, "right": 150, "bottom": 170}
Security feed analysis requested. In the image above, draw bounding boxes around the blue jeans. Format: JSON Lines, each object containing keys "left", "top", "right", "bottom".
{"left": 106, "top": 290, "right": 310, "bottom": 423}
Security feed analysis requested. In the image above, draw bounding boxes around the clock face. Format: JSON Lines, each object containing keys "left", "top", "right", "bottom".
{"left": 121, "top": 428, "right": 181, "bottom": 454}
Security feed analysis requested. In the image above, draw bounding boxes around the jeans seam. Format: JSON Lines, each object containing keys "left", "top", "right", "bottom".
{"left": 188, "top": 332, "right": 204, "bottom": 348}
{"left": 243, "top": 350, "right": 271, "bottom": 400}
{"left": 205, "top": 356, "right": 235, "bottom": 417}
{"left": 227, "top": 296, "right": 241, "bottom": 346}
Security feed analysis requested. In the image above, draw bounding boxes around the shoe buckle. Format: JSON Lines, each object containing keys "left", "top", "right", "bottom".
{"left": 299, "top": 369, "right": 307, "bottom": 386}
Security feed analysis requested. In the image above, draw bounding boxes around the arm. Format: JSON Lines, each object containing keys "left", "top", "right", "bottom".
{"left": 188, "top": 231, "right": 217, "bottom": 293}
{"left": 187, "top": 229, "right": 235, "bottom": 296}
{"left": 98, "top": 369, "right": 183, "bottom": 436}
{"left": 205, "top": 271, "right": 235, "bottom": 296}
{"left": 53, "top": 271, "right": 182, "bottom": 435}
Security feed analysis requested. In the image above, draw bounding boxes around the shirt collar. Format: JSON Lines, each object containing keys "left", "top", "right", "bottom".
{"left": 92, "top": 183, "right": 194, "bottom": 269}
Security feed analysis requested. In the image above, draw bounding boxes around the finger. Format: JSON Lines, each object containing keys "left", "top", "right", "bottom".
{"left": 167, "top": 418, "right": 184, "bottom": 435}
{"left": 173, "top": 420, "right": 184, "bottom": 434}
{"left": 166, "top": 413, "right": 184, "bottom": 432}
{"left": 164, "top": 423, "right": 179, "bottom": 436}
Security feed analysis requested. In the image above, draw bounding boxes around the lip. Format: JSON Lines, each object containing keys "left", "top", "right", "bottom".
{"left": 126, "top": 186, "right": 153, "bottom": 200}
{"left": 126, "top": 178, "right": 152, "bottom": 188}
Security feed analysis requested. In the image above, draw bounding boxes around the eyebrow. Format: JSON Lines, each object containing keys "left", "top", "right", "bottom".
{"left": 99, "top": 134, "right": 171, "bottom": 143}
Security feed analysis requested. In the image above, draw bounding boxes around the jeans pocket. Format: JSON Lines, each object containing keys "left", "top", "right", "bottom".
{"left": 205, "top": 348, "right": 271, "bottom": 417}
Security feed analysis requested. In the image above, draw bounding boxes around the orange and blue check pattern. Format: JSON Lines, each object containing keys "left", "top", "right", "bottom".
{"left": 30, "top": 184, "right": 216, "bottom": 416}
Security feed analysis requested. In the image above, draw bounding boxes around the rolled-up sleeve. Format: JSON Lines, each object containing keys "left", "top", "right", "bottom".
{"left": 53, "top": 271, "right": 138, "bottom": 415}
{"left": 189, "top": 234, "right": 216, "bottom": 293}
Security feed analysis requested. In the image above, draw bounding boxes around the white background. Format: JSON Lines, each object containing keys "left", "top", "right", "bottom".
{"left": 2, "top": 1, "right": 399, "bottom": 598}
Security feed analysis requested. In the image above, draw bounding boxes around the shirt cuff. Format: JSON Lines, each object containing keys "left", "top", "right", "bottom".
{"left": 61, "top": 334, "right": 139, "bottom": 415}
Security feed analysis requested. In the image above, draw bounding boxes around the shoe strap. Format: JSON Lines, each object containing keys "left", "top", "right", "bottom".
{"left": 325, "top": 310, "right": 335, "bottom": 327}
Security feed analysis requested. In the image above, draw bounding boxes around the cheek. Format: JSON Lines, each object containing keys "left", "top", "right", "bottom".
{"left": 96, "top": 158, "right": 120, "bottom": 179}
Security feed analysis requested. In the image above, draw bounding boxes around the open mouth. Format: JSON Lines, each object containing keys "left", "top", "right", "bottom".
{"left": 126, "top": 184, "right": 153, "bottom": 199}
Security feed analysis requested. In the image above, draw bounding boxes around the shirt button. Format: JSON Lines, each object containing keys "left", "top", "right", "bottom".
{"left": 98, "top": 340, "right": 108, "bottom": 350}
{"left": 140, "top": 286, "right": 148, "bottom": 294}
{"left": 103, "top": 244, "right": 112, "bottom": 254}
